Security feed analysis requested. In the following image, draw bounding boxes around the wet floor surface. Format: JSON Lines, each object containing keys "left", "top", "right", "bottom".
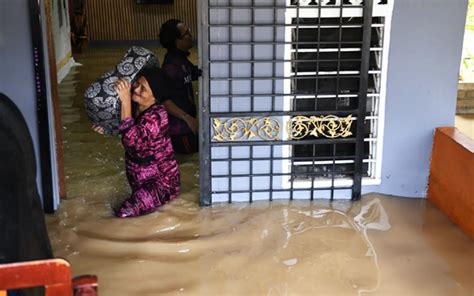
{"left": 46, "top": 47, "right": 474, "bottom": 295}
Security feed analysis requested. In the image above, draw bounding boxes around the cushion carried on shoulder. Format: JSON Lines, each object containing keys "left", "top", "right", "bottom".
{"left": 84, "top": 46, "right": 158, "bottom": 135}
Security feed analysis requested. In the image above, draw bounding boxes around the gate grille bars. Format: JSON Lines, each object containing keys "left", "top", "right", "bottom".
{"left": 353, "top": 0, "right": 373, "bottom": 200}
{"left": 200, "top": 0, "right": 376, "bottom": 205}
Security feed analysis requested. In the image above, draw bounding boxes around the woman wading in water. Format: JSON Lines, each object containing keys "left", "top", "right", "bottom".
{"left": 95, "top": 68, "right": 180, "bottom": 218}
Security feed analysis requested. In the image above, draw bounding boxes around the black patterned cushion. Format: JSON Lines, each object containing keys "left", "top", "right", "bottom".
{"left": 84, "top": 46, "right": 158, "bottom": 135}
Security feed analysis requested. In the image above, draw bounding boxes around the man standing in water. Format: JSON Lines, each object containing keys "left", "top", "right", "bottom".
{"left": 159, "top": 19, "right": 201, "bottom": 154}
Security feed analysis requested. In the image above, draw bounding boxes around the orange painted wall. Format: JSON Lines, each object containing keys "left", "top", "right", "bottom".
{"left": 427, "top": 127, "right": 474, "bottom": 239}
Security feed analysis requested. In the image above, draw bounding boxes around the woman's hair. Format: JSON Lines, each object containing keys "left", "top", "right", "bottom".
{"left": 159, "top": 19, "right": 182, "bottom": 50}
{"left": 140, "top": 67, "right": 168, "bottom": 98}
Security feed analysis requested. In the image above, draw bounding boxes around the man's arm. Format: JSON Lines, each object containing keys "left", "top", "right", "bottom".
{"left": 162, "top": 100, "right": 198, "bottom": 135}
{"left": 190, "top": 64, "right": 202, "bottom": 81}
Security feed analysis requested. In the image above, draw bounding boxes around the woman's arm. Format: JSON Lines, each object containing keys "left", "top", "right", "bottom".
{"left": 91, "top": 79, "right": 132, "bottom": 136}
{"left": 115, "top": 79, "right": 132, "bottom": 120}
{"left": 118, "top": 113, "right": 161, "bottom": 158}
{"left": 115, "top": 79, "right": 160, "bottom": 157}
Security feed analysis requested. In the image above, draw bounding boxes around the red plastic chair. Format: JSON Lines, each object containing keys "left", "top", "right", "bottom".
{"left": 0, "top": 259, "right": 97, "bottom": 296}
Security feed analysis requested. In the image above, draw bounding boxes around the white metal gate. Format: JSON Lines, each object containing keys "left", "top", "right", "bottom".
{"left": 199, "top": 0, "right": 393, "bottom": 205}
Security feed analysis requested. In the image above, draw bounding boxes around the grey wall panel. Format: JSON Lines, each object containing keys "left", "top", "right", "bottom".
{"left": 0, "top": 0, "right": 44, "bottom": 204}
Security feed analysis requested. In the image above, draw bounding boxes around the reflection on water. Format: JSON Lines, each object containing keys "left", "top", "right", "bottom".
{"left": 48, "top": 198, "right": 386, "bottom": 295}
{"left": 46, "top": 48, "right": 474, "bottom": 296}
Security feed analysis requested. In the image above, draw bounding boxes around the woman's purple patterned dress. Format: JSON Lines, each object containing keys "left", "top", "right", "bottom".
{"left": 116, "top": 104, "right": 180, "bottom": 218}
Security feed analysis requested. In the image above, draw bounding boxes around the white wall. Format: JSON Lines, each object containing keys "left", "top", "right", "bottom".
{"left": 363, "top": 0, "right": 468, "bottom": 197}
{"left": 51, "top": 0, "right": 74, "bottom": 82}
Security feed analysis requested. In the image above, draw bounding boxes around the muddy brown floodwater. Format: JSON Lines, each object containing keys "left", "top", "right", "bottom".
{"left": 46, "top": 48, "right": 474, "bottom": 296}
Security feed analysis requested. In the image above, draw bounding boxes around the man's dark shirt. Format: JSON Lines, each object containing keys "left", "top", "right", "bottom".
{"left": 160, "top": 49, "right": 201, "bottom": 135}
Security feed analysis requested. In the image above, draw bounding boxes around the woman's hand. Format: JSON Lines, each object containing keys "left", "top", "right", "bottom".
{"left": 92, "top": 124, "right": 105, "bottom": 135}
{"left": 115, "top": 79, "right": 133, "bottom": 120}
{"left": 182, "top": 114, "right": 198, "bottom": 135}
{"left": 115, "top": 79, "right": 132, "bottom": 106}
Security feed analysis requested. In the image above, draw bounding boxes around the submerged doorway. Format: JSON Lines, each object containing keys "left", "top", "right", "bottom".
{"left": 50, "top": 0, "right": 202, "bottom": 210}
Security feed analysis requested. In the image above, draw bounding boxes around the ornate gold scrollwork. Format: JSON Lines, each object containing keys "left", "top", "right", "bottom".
{"left": 212, "top": 115, "right": 352, "bottom": 142}
{"left": 212, "top": 117, "right": 281, "bottom": 142}
{"left": 287, "top": 115, "right": 353, "bottom": 139}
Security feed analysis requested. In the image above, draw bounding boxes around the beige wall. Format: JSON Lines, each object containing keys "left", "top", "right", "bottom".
{"left": 50, "top": 0, "right": 73, "bottom": 81}
{"left": 85, "top": 0, "right": 197, "bottom": 42}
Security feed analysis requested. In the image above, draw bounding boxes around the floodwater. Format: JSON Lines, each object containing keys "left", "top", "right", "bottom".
{"left": 46, "top": 48, "right": 474, "bottom": 295}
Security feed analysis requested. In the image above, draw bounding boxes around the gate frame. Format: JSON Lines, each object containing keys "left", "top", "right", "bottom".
{"left": 198, "top": 0, "right": 375, "bottom": 205}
